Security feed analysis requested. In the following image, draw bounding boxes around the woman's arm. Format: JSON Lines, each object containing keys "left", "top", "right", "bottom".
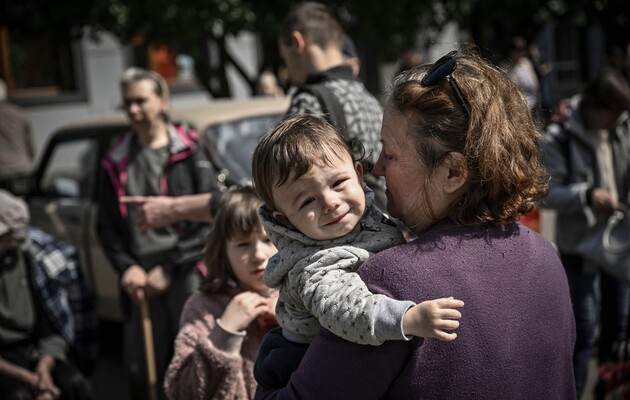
{"left": 296, "top": 246, "right": 414, "bottom": 345}
{"left": 256, "top": 255, "right": 416, "bottom": 399}
{"left": 255, "top": 327, "right": 412, "bottom": 399}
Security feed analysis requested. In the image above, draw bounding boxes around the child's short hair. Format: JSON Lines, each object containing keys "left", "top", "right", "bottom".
{"left": 200, "top": 184, "right": 264, "bottom": 294}
{"left": 252, "top": 115, "right": 355, "bottom": 210}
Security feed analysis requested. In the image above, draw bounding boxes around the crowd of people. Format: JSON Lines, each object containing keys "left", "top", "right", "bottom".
{"left": 540, "top": 70, "right": 630, "bottom": 399}
{"left": 2, "top": 1, "right": 630, "bottom": 400}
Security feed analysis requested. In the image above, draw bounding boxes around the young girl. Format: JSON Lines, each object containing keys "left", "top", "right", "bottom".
{"left": 164, "top": 185, "right": 278, "bottom": 400}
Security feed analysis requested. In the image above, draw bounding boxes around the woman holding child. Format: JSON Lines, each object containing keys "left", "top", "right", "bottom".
{"left": 254, "top": 50, "right": 576, "bottom": 398}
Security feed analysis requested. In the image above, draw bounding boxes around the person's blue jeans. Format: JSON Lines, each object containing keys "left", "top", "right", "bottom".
{"left": 562, "top": 254, "right": 630, "bottom": 398}
{"left": 563, "top": 254, "right": 598, "bottom": 398}
{"left": 598, "top": 273, "right": 630, "bottom": 364}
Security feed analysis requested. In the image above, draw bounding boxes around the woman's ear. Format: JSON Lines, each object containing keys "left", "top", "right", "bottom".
{"left": 441, "top": 152, "right": 468, "bottom": 194}
{"left": 161, "top": 99, "right": 169, "bottom": 116}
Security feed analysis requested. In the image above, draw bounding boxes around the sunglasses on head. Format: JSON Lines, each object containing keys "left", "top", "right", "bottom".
{"left": 421, "top": 50, "right": 471, "bottom": 117}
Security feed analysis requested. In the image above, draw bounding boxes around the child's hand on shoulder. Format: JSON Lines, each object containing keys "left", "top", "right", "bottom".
{"left": 402, "top": 297, "right": 464, "bottom": 341}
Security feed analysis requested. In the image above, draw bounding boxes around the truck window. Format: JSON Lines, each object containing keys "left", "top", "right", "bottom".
{"left": 40, "top": 137, "right": 99, "bottom": 198}
{"left": 203, "top": 114, "right": 282, "bottom": 186}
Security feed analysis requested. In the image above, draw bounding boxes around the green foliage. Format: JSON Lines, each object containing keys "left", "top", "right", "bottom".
{"left": 446, "top": 0, "right": 629, "bottom": 50}
{"left": 1, "top": 0, "right": 99, "bottom": 40}
{"left": 3, "top": 0, "right": 628, "bottom": 96}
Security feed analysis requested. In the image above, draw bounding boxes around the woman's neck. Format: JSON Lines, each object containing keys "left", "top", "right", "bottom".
{"left": 136, "top": 121, "right": 169, "bottom": 148}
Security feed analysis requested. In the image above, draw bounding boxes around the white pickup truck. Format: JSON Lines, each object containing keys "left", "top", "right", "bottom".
{"left": 18, "top": 97, "right": 288, "bottom": 321}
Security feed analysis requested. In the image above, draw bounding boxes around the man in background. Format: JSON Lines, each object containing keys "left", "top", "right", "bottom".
{"left": 539, "top": 69, "right": 630, "bottom": 398}
{"left": 0, "top": 189, "right": 95, "bottom": 400}
{"left": 278, "top": 1, "right": 387, "bottom": 209}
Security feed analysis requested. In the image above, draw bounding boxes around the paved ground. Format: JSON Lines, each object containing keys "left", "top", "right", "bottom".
{"left": 582, "top": 358, "right": 598, "bottom": 400}
{"left": 91, "top": 320, "right": 130, "bottom": 400}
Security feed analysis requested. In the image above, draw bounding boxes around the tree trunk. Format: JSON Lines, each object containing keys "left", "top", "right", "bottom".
{"left": 194, "top": 33, "right": 213, "bottom": 96}
{"left": 224, "top": 46, "right": 257, "bottom": 94}
{"left": 192, "top": 34, "right": 232, "bottom": 98}
{"left": 211, "top": 35, "right": 231, "bottom": 98}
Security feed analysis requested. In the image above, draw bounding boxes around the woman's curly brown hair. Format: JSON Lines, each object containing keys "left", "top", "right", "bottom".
{"left": 387, "top": 48, "right": 549, "bottom": 226}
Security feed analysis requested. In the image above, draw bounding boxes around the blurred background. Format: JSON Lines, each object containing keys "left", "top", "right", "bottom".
{"left": 1, "top": 1, "right": 628, "bottom": 399}
{"left": 1, "top": 0, "right": 628, "bottom": 161}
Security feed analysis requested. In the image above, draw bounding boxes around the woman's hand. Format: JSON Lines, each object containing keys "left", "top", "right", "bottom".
{"left": 403, "top": 297, "right": 464, "bottom": 341}
{"left": 145, "top": 265, "right": 171, "bottom": 298}
{"left": 121, "top": 265, "right": 148, "bottom": 304}
{"left": 220, "top": 292, "right": 275, "bottom": 333}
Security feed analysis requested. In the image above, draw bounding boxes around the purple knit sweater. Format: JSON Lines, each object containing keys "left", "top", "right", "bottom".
{"left": 256, "top": 220, "right": 576, "bottom": 399}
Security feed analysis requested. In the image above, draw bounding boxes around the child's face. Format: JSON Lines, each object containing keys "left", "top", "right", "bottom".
{"left": 226, "top": 228, "right": 277, "bottom": 294}
{"left": 272, "top": 153, "right": 366, "bottom": 241}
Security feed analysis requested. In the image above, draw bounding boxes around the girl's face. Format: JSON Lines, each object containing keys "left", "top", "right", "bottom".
{"left": 226, "top": 228, "right": 277, "bottom": 294}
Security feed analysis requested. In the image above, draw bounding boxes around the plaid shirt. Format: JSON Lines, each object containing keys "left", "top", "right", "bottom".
{"left": 26, "top": 227, "right": 98, "bottom": 373}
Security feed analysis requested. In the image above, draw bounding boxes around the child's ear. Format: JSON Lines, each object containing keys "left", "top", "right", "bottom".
{"left": 272, "top": 210, "right": 289, "bottom": 224}
{"left": 355, "top": 161, "right": 365, "bottom": 187}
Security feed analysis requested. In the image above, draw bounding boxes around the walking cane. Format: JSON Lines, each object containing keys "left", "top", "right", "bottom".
{"left": 140, "top": 298, "right": 158, "bottom": 400}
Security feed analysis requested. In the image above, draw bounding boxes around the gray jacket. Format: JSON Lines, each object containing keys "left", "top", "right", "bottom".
{"left": 287, "top": 65, "right": 383, "bottom": 168}
{"left": 287, "top": 65, "right": 388, "bottom": 209}
{"left": 259, "top": 190, "right": 412, "bottom": 345}
{"left": 540, "top": 96, "right": 630, "bottom": 254}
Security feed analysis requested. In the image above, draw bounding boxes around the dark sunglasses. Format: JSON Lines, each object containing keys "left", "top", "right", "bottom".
{"left": 420, "top": 51, "right": 471, "bottom": 117}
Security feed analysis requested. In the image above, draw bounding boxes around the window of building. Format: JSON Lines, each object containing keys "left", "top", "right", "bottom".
{"left": 0, "top": 27, "right": 86, "bottom": 105}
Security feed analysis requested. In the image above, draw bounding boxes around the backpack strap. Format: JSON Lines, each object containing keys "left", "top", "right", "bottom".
{"left": 297, "top": 83, "right": 349, "bottom": 139}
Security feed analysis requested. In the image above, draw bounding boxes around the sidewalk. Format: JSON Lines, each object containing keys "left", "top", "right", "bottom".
{"left": 581, "top": 357, "right": 597, "bottom": 400}
{"left": 92, "top": 320, "right": 130, "bottom": 400}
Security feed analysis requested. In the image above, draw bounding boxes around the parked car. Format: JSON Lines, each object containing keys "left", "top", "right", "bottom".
{"left": 19, "top": 96, "right": 289, "bottom": 322}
